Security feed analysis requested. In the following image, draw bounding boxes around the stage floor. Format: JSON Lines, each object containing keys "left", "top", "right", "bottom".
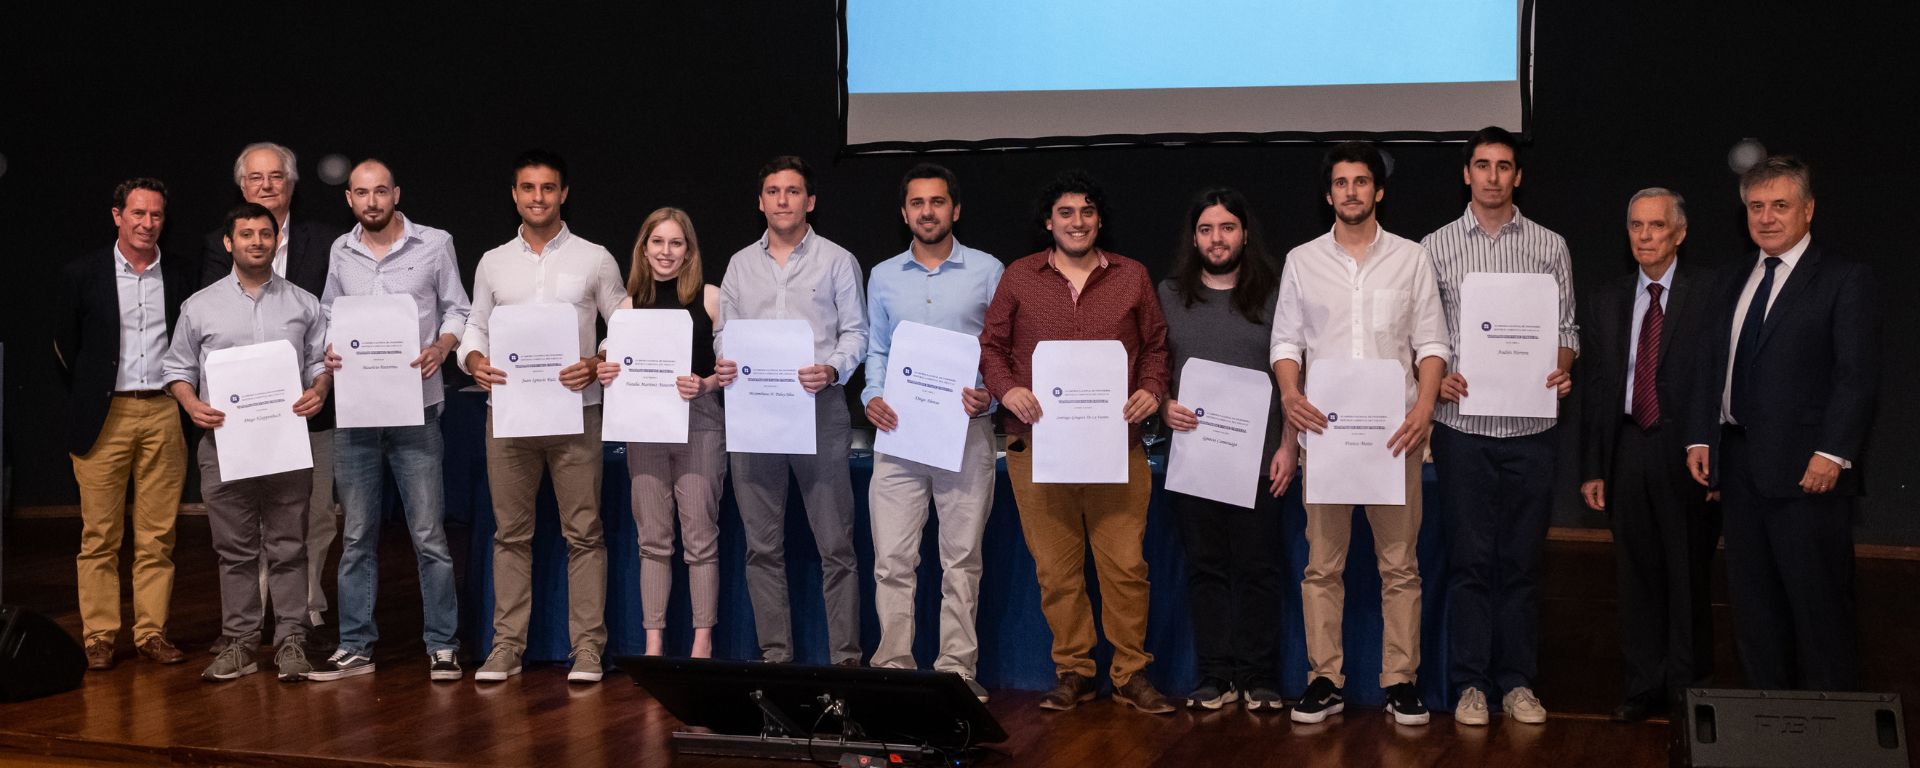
{"left": 3, "top": 516, "right": 1913, "bottom": 767}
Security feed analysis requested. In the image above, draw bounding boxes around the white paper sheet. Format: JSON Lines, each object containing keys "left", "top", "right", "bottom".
{"left": 1032, "top": 339, "right": 1129, "bottom": 483}
{"left": 1301, "top": 357, "right": 1407, "bottom": 506}
{"left": 602, "top": 309, "right": 693, "bottom": 444}
{"left": 328, "top": 294, "right": 426, "bottom": 428}
{"left": 205, "top": 339, "right": 314, "bottom": 481}
{"left": 1456, "top": 272, "right": 1559, "bottom": 418}
{"left": 489, "top": 303, "right": 584, "bottom": 438}
{"left": 1166, "top": 358, "right": 1274, "bottom": 509}
{"left": 873, "top": 321, "right": 980, "bottom": 472}
{"left": 722, "top": 319, "right": 817, "bottom": 455}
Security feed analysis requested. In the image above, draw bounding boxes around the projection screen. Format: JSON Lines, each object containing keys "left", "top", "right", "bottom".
{"left": 843, "top": 0, "right": 1533, "bottom": 151}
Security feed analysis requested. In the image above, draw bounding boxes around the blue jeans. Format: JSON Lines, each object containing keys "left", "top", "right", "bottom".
{"left": 334, "top": 403, "right": 458, "bottom": 654}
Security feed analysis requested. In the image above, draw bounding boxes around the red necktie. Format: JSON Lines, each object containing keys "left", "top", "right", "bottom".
{"left": 1631, "top": 283, "right": 1664, "bottom": 430}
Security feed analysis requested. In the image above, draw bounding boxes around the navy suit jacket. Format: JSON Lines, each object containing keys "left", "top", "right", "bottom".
{"left": 1685, "top": 243, "right": 1877, "bottom": 498}
{"left": 54, "top": 243, "right": 199, "bottom": 455}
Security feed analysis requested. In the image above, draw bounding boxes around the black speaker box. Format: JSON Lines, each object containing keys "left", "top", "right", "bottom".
{"left": 1676, "top": 688, "right": 1907, "bottom": 767}
{"left": 0, "top": 605, "right": 86, "bottom": 703}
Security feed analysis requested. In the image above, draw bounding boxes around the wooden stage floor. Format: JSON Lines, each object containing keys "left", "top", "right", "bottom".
{"left": 2, "top": 516, "right": 1914, "bottom": 767}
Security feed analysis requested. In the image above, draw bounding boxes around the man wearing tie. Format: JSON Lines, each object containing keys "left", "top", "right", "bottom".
{"left": 1686, "top": 155, "right": 1877, "bottom": 691}
{"left": 1578, "top": 189, "right": 1719, "bottom": 720}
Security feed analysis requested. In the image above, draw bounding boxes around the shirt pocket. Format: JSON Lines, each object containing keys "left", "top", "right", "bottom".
{"left": 1370, "top": 288, "right": 1410, "bottom": 333}
{"left": 554, "top": 273, "right": 588, "bottom": 304}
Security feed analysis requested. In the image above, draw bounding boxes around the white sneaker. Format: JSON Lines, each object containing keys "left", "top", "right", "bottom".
{"left": 1454, "top": 687, "right": 1490, "bottom": 726}
{"left": 1503, "top": 687, "right": 1548, "bottom": 724}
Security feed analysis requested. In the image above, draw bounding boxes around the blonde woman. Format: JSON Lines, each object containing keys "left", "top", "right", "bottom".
{"left": 596, "top": 207, "right": 735, "bottom": 657}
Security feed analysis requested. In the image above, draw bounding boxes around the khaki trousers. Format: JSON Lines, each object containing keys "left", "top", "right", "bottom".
{"left": 1302, "top": 452, "right": 1424, "bottom": 688}
{"left": 485, "top": 405, "right": 608, "bottom": 654}
{"left": 1005, "top": 434, "right": 1154, "bottom": 686}
{"left": 70, "top": 395, "right": 185, "bottom": 643}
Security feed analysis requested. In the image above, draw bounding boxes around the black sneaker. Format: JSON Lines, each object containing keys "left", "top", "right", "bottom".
{"left": 1385, "top": 682, "right": 1430, "bottom": 725}
{"left": 429, "top": 648, "right": 462, "bottom": 681}
{"left": 307, "top": 649, "right": 375, "bottom": 681}
{"left": 1289, "top": 676, "right": 1344, "bottom": 723}
{"left": 1184, "top": 677, "right": 1240, "bottom": 710}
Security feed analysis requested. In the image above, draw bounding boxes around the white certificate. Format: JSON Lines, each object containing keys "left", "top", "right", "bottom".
{"left": 1301, "top": 358, "right": 1406, "bottom": 506}
{"left": 328, "top": 294, "right": 425, "bottom": 428}
{"left": 873, "top": 321, "right": 980, "bottom": 472}
{"left": 205, "top": 339, "right": 313, "bottom": 482}
{"left": 1456, "top": 272, "right": 1558, "bottom": 418}
{"left": 722, "top": 319, "right": 816, "bottom": 455}
{"left": 1032, "top": 339, "right": 1128, "bottom": 484}
{"left": 489, "top": 303, "right": 584, "bottom": 438}
{"left": 602, "top": 309, "right": 693, "bottom": 444}
{"left": 1166, "top": 358, "right": 1274, "bottom": 509}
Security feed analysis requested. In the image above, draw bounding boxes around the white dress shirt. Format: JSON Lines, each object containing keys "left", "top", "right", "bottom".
{"left": 272, "top": 217, "right": 291, "bottom": 278}
{"left": 1269, "top": 226, "right": 1450, "bottom": 409}
{"left": 1622, "top": 264, "right": 1676, "bottom": 413}
{"left": 457, "top": 224, "right": 626, "bottom": 406}
{"left": 112, "top": 245, "right": 170, "bottom": 391}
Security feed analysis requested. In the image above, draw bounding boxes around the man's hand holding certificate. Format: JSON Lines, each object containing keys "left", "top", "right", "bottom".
{"left": 1165, "top": 358, "right": 1273, "bottom": 509}
{"left": 488, "top": 303, "right": 585, "bottom": 438}
{"left": 722, "top": 318, "right": 816, "bottom": 455}
{"left": 329, "top": 294, "right": 426, "bottom": 428}
{"left": 1298, "top": 358, "right": 1408, "bottom": 506}
{"left": 1032, "top": 339, "right": 1130, "bottom": 483}
{"left": 871, "top": 321, "right": 980, "bottom": 472}
{"left": 204, "top": 339, "right": 316, "bottom": 481}
{"left": 1452, "top": 272, "right": 1563, "bottom": 417}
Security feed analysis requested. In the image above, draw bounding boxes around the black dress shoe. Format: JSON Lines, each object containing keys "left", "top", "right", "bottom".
{"left": 1612, "top": 696, "right": 1660, "bottom": 722}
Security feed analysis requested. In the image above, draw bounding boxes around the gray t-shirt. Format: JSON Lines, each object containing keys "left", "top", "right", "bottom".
{"left": 1157, "top": 280, "right": 1286, "bottom": 472}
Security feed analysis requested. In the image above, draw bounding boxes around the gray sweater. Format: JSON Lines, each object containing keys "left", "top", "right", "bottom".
{"left": 1157, "top": 280, "right": 1286, "bottom": 472}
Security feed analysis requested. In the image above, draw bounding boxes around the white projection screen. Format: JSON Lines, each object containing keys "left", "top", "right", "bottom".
{"left": 842, "top": 0, "right": 1533, "bottom": 151}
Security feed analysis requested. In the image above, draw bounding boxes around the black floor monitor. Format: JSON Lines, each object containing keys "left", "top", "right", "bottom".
{"left": 621, "top": 656, "right": 1006, "bottom": 763}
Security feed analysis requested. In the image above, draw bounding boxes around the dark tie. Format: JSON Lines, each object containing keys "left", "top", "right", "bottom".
{"left": 1631, "top": 283, "right": 1664, "bottom": 430}
{"left": 1730, "top": 256, "right": 1783, "bottom": 423}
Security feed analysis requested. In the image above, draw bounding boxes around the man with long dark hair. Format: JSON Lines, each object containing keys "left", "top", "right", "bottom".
{"left": 1156, "top": 187, "right": 1291, "bottom": 711}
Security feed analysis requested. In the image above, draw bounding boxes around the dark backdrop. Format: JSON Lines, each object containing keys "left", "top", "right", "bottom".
{"left": 2, "top": 2, "right": 1912, "bottom": 541}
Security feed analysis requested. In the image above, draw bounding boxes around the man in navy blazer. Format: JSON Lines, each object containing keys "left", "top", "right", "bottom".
{"left": 200, "top": 142, "right": 344, "bottom": 641}
{"left": 1685, "top": 155, "right": 1877, "bottom": 691}
{"left": 1578, "top": 188, "right": 1719, "bottom": 720}
{"left": 55, "top": 177, "right": 199, "bottom": 669}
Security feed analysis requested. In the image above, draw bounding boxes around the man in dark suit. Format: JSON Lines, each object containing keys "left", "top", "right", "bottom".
{"left": 54, "top": 177, "right": 198, "bottom": 669}
{"left": 1685, "top": 155, "right": 1877, "bottom": 691}
{"left": 201, "top": 142, "right": 343, "bottom": 640}
{"left": 1578, "top": 188, "right": 1719, "bottom": 720}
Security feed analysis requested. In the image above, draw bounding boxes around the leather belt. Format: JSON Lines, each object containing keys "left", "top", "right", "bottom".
{"left": 113, "top": 390, "right": 168, "bottom": 399}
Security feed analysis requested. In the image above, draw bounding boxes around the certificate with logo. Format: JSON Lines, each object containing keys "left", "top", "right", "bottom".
{"left": 205, "top": 339, "right": 313, "bottom": 481}
{"left": 1032, "top": 339, "right": 1128, "bottom": 483}
{"left": 722, "top": 319, "right": 816, "bottom": 454}
{"left": 873, "top": 321, "right": 979, "bottom": 472}
{"left": 489, "top": 303, "right": 584, "bottom": 438}
{"left": 1166, "top": 358, "right": 1274, "bottom": 509}
{"left": 602, "top": 308, "right": 694, "bottom": 444}
{"left": 329, "top": 293, "right": 425, "bottom": 428}
{"left": 1301, "top": 357, "right": 1406, "bottom": 506}
{"left": 1456, "top": 272, "right": 1558, "bottom": 418}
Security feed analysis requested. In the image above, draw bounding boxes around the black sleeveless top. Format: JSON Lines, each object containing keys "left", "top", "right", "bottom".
{"left": 645, "top": 278, "right": 716, "bottom": 376}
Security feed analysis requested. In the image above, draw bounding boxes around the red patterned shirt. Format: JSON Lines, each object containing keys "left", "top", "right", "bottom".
{"left": 980, "top": 248, "right": 1170, "bottom": 437}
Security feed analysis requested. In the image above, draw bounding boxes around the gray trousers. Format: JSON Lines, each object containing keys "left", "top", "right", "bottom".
{"left": 199, "top": 432, "right": 311, "bottom": 646}
{"left": 485, "top": 405, "right": 608, "bottom": 654}
{"left": 628, "top": 394, "right": 727, "bottom": 630}
{"left": 730, "top": 384, "right": 860, "bottom": 664}
{"left": 259, "top": 429, "right": 335, "bottom": 621}
{"left": 868, "top": 415, "right": 996, "bottom": 674}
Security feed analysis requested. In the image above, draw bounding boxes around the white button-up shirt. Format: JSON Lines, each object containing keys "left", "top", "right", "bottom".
{"left": 457, "top": 224, "right": 626, "bottom": 406}
{"left": 112, "top": 244, "right": 170, "bottom": 390}
{"left": 1269, "top": 226, "right": 1450, "bottom": 409}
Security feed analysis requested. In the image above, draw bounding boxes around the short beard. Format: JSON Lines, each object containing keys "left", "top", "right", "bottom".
{"left": 912, "top": 223, "right": 952, "bottom": 247}
{"left": 1201, "top": 253, "right": 1242, "bottom": 275}
{"left": 1336, "top": 204, "right": 1373, "bottom": 227}
{"left": 360, "top": 211, "right": 394, "bottom": 232}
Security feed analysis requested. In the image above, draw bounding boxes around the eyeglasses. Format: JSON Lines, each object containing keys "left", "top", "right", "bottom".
{"left": 242, "top": 172, "right": 289, "bottom": 188}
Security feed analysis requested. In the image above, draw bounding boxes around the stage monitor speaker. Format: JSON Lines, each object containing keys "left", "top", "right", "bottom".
{"left": 623, "top": 656, "right": 1005, "bottom": 765}
{"left": 1676, "top": 687, "right": 1907, "bottom": 767}
{"left": 0, "top": 605, "right": 86, "bottom": 703}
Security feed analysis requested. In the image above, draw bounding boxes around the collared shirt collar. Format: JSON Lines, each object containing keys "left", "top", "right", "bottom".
{"left": 227, "top": 267, "right": 280, "bottom": 297}
{"left": 1324, "top": 223, "right": 1385, "bottom": 258}
{"left": 1635, "top": 259, "right": 1677, "bottom": 295}
{"left": 112, "top": 243, "right": 163, "bottom": 274}
{"left": 1764, "top": 233, "right": 1813, "bottom": 267}
{"left": 1458, "top": 205, "right": 1527, "bottom": 239}
{"left": 516, "top": 222, "right": 571, "bottom": 256}
{"left": 347, "top": 213, "right": 417, "bottom": 257}
{"left": 757, "top": 226, "right": 814, "bottom": 259}
{"left": 898, "top": 239, "right": 972, "bottom": 272}
{"left": 1040, "top": 247, "right": 1109, "bottom": 273}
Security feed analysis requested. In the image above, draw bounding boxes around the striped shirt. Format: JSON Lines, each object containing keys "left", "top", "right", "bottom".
{"left": 1422, "top": 207, "right": 1579, "bottom": 437}
{"left": 322, "top": 215, "right": 473, "bottom": 408}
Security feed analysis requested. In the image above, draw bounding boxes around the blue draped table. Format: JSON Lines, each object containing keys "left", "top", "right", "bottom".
{"left": 436, "top": 389, "right": 1456, "bottom": 709}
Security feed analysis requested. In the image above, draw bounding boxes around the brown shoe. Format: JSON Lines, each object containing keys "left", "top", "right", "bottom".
{"left": 1039, "top": 672, "right": 1097, "bottom": 711}
{"left": 136, "top": 635, "right": 186, "bottom": 665}
{"left": 85, "top": 639, "right": 116, "bottom": 671}
{"left": 1113, "top": 675, "right": 1176, "bottom": 715}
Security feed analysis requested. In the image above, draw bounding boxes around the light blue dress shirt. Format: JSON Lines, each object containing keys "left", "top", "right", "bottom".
{"left": 861, "top": 240, "right": 1004, "bottom": 406}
